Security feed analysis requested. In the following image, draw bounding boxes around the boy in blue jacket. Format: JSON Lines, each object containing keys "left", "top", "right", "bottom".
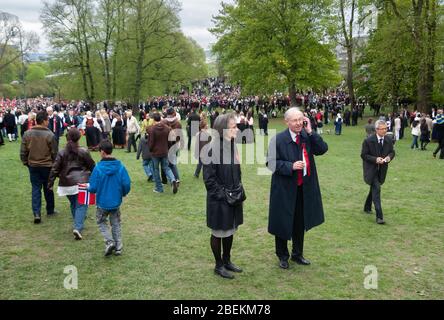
{"left": 89, "top": 140, "right": 131, "bottom": 256}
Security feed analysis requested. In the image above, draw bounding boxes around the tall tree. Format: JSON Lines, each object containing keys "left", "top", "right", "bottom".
{"left": 41, "top": 0, "right": 96, "bottom": 102}
{"left": 387, "top": 0, "right": 439, "bottom": 112}
{"left": 211, "top": 0, "right": 340, "bottom": 106}
{"left": 0, "top": 12, "right": 39, "bottom": 73}
{"left": 127, "top": 0, "right": 181, "bottom": 105}
{"left": 339, "top": 0, "right": 357, "bottom": 109}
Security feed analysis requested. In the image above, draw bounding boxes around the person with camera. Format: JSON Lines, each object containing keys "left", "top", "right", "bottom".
{"left": 203, "top": 113, "right": 245, "bottom": 279}
{"left": 361, "top": 120, "right": 395, "bottom": 224}
{"left": 267, "top": 108, "right": 328, "bottom": 269}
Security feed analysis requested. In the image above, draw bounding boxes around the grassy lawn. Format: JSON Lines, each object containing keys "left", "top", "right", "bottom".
{"left": 0, "top": 113, "right": 443, "bottom": 300}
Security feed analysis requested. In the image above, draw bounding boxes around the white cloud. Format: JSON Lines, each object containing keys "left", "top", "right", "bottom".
{"left": 0, "top": 0, "right": 233, "bottom": 52}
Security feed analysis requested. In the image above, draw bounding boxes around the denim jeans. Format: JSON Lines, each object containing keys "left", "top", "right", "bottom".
{"left": 142, "top": 159, "right": 153, "bottom": 178}
{"left": 411, "top": 135, "right": 419, "bottom": 149}
{"left": 96, "top": 207, "right": 122, "bottom": 250}
{"left": 28, "top": 166, "right": 54, "bottom": 216}
{"left": 152, "top": 157, "right": 176, "bottom": 192}
{"left": 169, "top": 151, "right": 180, "bottom": 181}
{"left": 67, "top": 195, "right": 88, "bottom": 232}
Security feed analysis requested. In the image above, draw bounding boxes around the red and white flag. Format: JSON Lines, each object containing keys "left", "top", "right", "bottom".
{"left": 77, "top": 183, "right": 96, "bottom": 205}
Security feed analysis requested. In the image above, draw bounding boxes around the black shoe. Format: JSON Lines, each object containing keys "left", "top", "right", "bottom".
{"left": 364, "top": 209, "right": 372, "bottom": 214}
{"left": 214, "top": 266, "right": 234, "bottom": 279}
{"left": 377, "top": 218, "right": 386, "bottom": 225}
{"left": 224, "top": 262, "right": 243, "bottom": 273}
{"left": 279, "top": 259, "right": 289, "bottom": 269}
{"left": 433, "top": 153, "right": 437, "bottom": 158}
{"left": 172, "top": 181, "right": 178, "bottom": 194}
{"left": 34, "top": 216, "right": 41, "bottom": 224}
{"left": 47, "top": 210, "right": 59, "bottom": 216}
{"left": 291, "top": 256, "right": 311, "bottom": 265}
{"left": 147, "top": 176, "right": 153, "bottom": 182}
{"left": 162, "top": 179, "right": 168, "bottom": 185}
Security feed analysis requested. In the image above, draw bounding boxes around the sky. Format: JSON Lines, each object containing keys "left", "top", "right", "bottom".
{"left": 0, "top": 0, "right": 232, "bottom": 53}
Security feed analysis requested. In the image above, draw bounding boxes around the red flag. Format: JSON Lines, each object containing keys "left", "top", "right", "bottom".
{"left": 77, "top": 183, "right": 96, "bottom": 205}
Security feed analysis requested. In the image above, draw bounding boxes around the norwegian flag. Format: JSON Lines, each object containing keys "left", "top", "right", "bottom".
{"left": 77, "top": 183, "right": 96, "bottom": 205}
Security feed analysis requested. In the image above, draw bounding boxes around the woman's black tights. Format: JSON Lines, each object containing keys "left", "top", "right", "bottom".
{"left": 210, "top": 235, "right": 233, "bottom": 267}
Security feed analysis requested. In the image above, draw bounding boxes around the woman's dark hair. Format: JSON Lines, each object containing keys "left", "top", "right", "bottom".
{"left": 65, "top": 128, "right": 81, "bottom": 156}
{"left": 368, "top": 118, "right": 373, "bottom": 124}
{"left": 213, "top": 113, "right": 236, "bottom": 139}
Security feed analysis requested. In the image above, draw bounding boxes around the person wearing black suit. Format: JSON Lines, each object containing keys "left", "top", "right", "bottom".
{"left": 47, "top": 106, "right": 63, "bottom": 145}
{"left": 361, "top": 120, "right": 395, "bottom": 224}
{"left": 65, "top": 110, "right": 79, "bottom": 129}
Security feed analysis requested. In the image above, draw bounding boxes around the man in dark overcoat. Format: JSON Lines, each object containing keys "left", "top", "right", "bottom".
{"left": 361, "top": 120, "right": 395, "bottom": 224}
{"left": 267, "top": 108, "right": 328, "bottom": 269}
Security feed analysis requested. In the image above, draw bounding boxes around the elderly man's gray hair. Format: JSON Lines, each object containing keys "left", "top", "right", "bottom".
{"left": 284, "top": 107, "right": 302, "bottom": 120}
{"left": 374, "top": 120, "right": 387, "bottom": 129}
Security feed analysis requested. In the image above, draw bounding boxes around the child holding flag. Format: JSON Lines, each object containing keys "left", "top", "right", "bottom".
{"left": 88, "top": 140, "right": 131, "bottom": 256}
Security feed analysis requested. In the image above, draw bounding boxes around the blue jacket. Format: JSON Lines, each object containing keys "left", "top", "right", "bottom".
{"left": 88, "top": 158, "right": 131, "bottom": 211}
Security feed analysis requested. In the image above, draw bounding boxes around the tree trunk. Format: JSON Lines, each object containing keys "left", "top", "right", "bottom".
{"left": 346, "top": 46, "right": 355, "bottom": 109}
{"left": 289, "top": 81, "right": 297, "bottom": 107}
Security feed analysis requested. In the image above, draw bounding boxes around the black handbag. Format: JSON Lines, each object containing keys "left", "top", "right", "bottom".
{"left": 224, "top": 183, "right": 246, "bottom": 206}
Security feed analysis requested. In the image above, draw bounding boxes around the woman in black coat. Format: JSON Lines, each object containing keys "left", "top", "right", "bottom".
{"left": 203, "top": 113, "right": 244, "bottom": 279}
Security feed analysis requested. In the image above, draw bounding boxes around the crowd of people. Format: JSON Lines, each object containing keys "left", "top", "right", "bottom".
{"left": 3, "top": 79, "right": 444, "bottom": 280}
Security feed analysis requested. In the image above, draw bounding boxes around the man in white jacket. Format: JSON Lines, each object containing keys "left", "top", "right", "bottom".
{"left": 126, "top": 110, "right": 140, "bottom": 153}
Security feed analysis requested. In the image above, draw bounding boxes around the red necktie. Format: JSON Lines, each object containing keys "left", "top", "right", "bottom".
{"left": 53, "top": 117, "right": 56, "bottom": 133}
{"left": 295, "top": 135, "right": 303, "bottom": 186}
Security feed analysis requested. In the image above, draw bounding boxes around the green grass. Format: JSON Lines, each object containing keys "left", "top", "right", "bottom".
{"left": 0, "top": 114, "right": 443, "bottom": 300}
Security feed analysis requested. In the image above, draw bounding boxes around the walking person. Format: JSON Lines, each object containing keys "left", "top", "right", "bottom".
{"left": 47, "top": 106, "right": 63, "bottom": 146}
{"left": 136, "top": 128, "right": 153, "bottom": 182}
{"left": 394, "top": 114, "right": 401, "bottom": 141}
{"left": 88, "top": 140, "right": 131, "bottom": 256}
{"left": 3, "top": 109, "right": 17, "bottom": 142}
{"left": 410, "top": 115, "right": 421, "bottom": 150}
{"left": 267, "top": 108, "right": 328, "bottom": 269}
{"left": 365, "top": 118, "right": 376, "bottom": 137}
{"left": 203, "top": 113, "right": 245, "bottom": 279}
{"left": 148, "top": 113, "right": 179, "bottom": 194}
{"left": 420, "top": 118, "right": 430, "bottom": 150}
{"left": 432, "top": 113, "right": 444, "bottom": 159}
{"left": 48, "top": 128, "right": 95, "bottom": 239}
{"left": 334, "top": 113, "right": 343, "bottom": 135}
{"left": 125, "top": 110, "right": 140, "bottom": 153}
{"left": 194, "top": 119, "right": 211, "bottom": 178}
{"left": 20, "top": 111, "right": 58, "bottom": 224}
{"left": 361, "top": 120, "right": 395, "bottom": 224}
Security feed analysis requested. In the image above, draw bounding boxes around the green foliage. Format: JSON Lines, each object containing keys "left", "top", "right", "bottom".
{"left": 40, "top": 0, "right": 208, "bottom": 103}
{"left": 0, "top": 83, "right": 18, "bottom": 97}
{"left": 355, "top": 0, "right": 444, "bottom": 112}
{"left": 26, "top": 64, "right": 47, "bottom": 82}
{"left": 211, "top": 0, "right": 341, "bottom": 99}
